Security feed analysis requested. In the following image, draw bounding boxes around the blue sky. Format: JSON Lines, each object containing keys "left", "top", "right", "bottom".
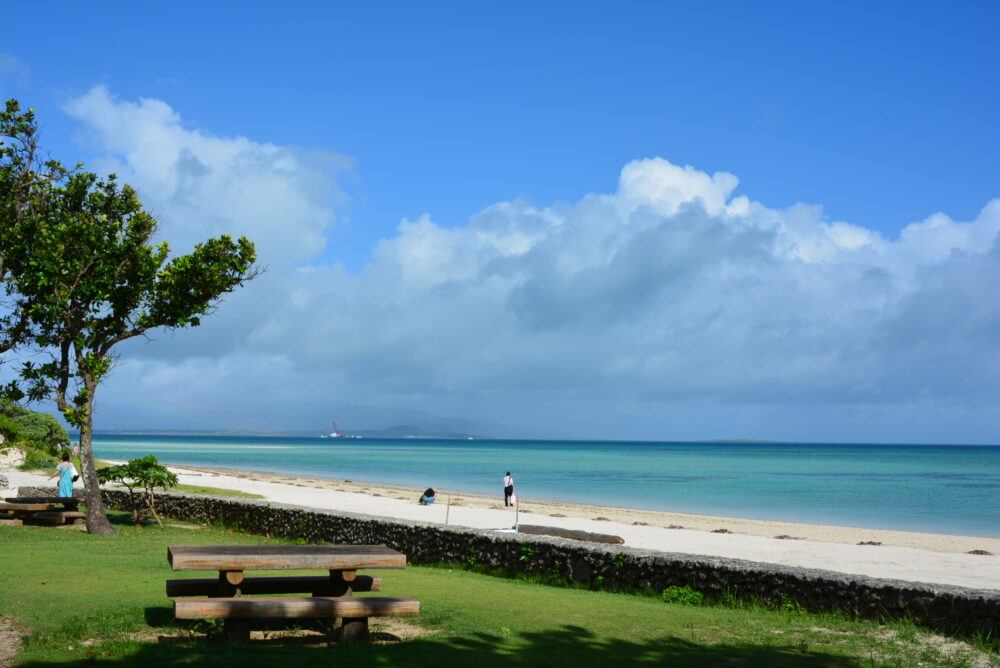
{"left": 2, "top": 1, "right": 999, "bottom": 442}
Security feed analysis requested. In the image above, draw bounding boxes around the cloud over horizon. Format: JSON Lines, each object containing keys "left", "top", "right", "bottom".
{"left": 59, "top": 87, "right": 1000, "bottom": 443}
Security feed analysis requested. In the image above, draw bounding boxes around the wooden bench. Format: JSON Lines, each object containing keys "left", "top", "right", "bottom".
{"left": 174, "top": 595, "right": 419, "bottom": 643}
{"left": 30, "top": 510, "right": 87, "bottom": 526}
{"left": 167, "top": 544, "right": 417, "bottom": 643}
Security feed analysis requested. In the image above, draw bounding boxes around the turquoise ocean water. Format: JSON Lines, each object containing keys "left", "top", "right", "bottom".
{"left": 90, "top": 435, "right": 1000, "bottom": 538}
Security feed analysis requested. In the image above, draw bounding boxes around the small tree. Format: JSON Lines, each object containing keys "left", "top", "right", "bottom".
{"left": 97, "top": 455, "right": 178, "bottom": 526}
{"left": 1, "top": 99, "right": 260, "bottom": 536}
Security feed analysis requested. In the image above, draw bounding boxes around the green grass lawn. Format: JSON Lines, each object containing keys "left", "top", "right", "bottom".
{"left": 156, "top": 484, "right": 264, "bottom": 499}
{"left": 0, "top": 514, "right": 994, "bottom": 667}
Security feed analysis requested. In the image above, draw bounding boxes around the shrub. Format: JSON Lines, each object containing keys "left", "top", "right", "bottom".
{"left": 96, "top": 455, "right": 178, "bottom": 526}
{"left": 661, "top": 585, "right": 705, "bottom": 606}
{"left": 18, "top": 449, "right": 57, "bottom": 471}
{"left": 0, "top": 402, "right": 69, "bottom": 454}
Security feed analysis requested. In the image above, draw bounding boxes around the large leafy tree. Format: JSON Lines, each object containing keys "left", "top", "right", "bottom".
{"left": 1, "top": 99, "right": 260, "bottom": 535}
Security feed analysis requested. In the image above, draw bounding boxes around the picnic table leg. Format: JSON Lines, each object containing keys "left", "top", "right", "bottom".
{"left": 337, "top": 617, "right": 369, "bottom": 644}
{"left": 325, "top": 569, "right": 357, "bottom": 637}
{"left": 214, "top": 570, "right": 244, "bottom": 597}
{"left": 222, "top": 620, "right": 251, "bottom": 644}
{"left": 326, "top": 569, "right": 356, "bottom": 596}
{"left": 215, "top": 570, "right": 249, "bottom": 643}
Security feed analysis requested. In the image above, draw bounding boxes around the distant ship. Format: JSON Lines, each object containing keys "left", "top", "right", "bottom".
{"left": 321, "top": 421, "right": 360, "bottom": 439}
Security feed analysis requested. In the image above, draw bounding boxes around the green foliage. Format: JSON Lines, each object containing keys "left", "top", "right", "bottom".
{"left": 466, "top": 547, "right": 480, "bottom": 567}
{"left": 170, "top": 483, "right": 264, "bottom": 499}
{"left": 0, "top": 402, "right": 68, "bottom": 454}
{"left": 661, "top": 585, "right": 706, "bottom": 606}
{"left": 1, "top": 98, "right": 260, "bottom": 535}
{"left": 17, "top": 449, "right": 57, "bottom": 471}
{"left": 11, "top": 410, "right": 68, "bottom": 453}
{"left": 0, "top": 414, "right": 20, "bottom": 442}
{"left": 775, "top": 594, "right": 806, "bottom": 615}
{"left": 613, "top": 551, "right": 627, "bottom": 569}
{"left": 519, "top": 543, "right": 535, "bottom": 562}
{"left": 97, "top": 455, "right": 178, "bottom": 527}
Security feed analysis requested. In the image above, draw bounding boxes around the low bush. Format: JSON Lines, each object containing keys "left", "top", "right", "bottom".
{"left": 661, "top": 585, "right": 705, "bottom": 606}
{"left": 18, "top": 448, "right": 57, "bottom": 471}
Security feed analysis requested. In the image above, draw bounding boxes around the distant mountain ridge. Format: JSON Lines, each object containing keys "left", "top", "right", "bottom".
{"left": 93, "top": 426, "right": 482, "bottom": 440}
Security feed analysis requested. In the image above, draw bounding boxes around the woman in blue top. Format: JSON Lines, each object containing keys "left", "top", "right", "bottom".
{"left": 48, "top": 452, "right": 77, "bottom": 497}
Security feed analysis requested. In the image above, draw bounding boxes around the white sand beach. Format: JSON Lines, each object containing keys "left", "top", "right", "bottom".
{"left": 5, "top": 464, "right": 999, "bottom": 591}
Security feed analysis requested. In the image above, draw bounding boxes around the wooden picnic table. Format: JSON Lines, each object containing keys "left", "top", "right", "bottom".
{"left": 166, "top": 544, "right": 418, "bottom": 643}
{"left": 0, "top": 497, "right": 86, "bottom": 526}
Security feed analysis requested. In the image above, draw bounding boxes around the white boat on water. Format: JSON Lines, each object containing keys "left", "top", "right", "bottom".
{"left": 321, "top": 421, "right": 360, "bottom": 439}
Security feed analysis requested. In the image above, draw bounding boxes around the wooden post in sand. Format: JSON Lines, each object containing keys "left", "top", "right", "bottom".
{"left": 445, "top": 495, "right": 451, "bottom": 525}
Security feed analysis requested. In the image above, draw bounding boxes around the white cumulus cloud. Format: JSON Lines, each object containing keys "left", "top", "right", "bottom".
{"left": 62, "top": 88, "right": 1000, "bottom": 442}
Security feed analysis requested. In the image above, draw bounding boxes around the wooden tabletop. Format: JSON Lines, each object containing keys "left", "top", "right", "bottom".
{"left": 0, "top": 502, "right": 59, "bottom": 511}
{"left": 6, "top": 497, "right": 84, "bottom": 505}
{"left": 167, "top": 544, "right": 407, "bottom": 572}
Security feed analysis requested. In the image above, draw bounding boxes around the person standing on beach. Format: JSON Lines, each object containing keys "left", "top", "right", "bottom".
{"left": 503, "top": 471, "right": 514, "bottom": 506}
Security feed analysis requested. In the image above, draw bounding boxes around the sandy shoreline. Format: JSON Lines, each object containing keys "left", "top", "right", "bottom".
{"left": 5, "top": 463, "right": 1000, "bottom": 590}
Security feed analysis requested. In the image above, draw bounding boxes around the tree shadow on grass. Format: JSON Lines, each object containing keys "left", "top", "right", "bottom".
{"left": 18, "top": 622, "right": 867, "bottom": 667}
{"left": 142, "top": 607, "right": 173, "bottom": 628}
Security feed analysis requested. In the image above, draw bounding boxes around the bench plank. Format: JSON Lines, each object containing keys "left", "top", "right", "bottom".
{"left": 174, "top": 595, "right": 419, "bottom": 620}
{"left": 166, "top": 574, "right": 381, "bottom": 597}
{"left": 33, "top": 511, "right": 86, "bottom": 519}
{"left": 168, "top": 544, "right": 406, "bottom": 571}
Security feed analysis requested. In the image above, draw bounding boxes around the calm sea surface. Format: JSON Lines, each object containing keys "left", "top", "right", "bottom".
{"left": 90, "top": 435, "right": 1000, "bottom": 538}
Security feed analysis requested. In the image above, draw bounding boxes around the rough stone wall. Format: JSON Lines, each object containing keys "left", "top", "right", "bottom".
{"left": 19, "top": 486, "right": 1000, "bottom": 636}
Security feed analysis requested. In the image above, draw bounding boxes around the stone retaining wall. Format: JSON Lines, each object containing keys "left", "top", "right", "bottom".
{"left": 20, "top": 486, "right": 1000, "bottom": 636}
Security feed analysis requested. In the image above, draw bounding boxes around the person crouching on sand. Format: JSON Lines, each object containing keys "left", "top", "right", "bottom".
{"left": 419, "top": 488, "right": 436, "bottom": 505}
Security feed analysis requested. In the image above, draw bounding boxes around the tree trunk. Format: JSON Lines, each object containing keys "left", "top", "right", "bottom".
{"left": 79, "top": 385, "right": 117, "bottom": 536}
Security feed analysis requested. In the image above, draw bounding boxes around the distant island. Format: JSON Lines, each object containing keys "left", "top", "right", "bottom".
{"left": 349, "top": 425, "right": 482, "bottom": 439}
{"left": 92, "top": 425, "right": 484, "bottom": 440}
